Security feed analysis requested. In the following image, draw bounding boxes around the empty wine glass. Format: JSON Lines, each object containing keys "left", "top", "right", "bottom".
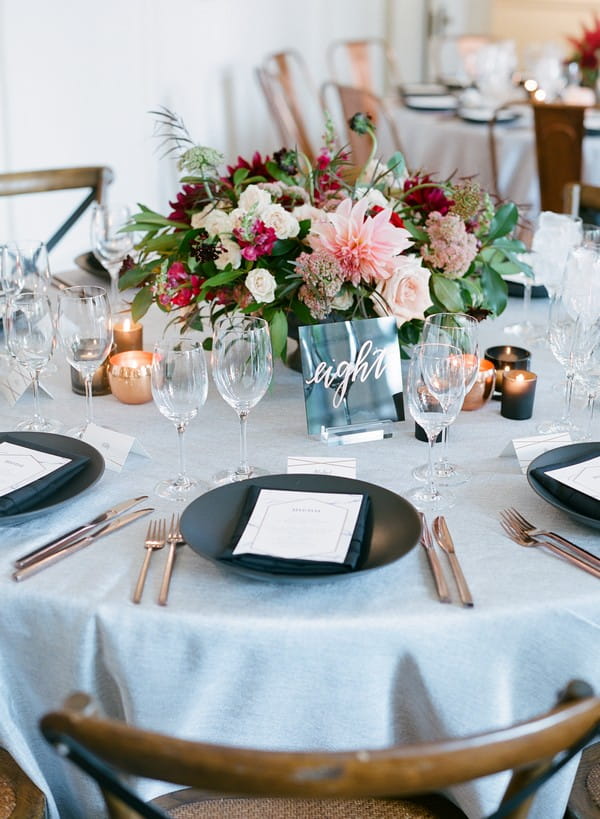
{"left": 3, "top": 240, "right": 51, "bottom": 293}
{"left": 0, "top": 243, "right": 24, "bottom": 363}
{"left": 5, "top": 293, "right": 59, "bottom": 431}
{"left": 90, "top": 203, "right": 134, "bottom": 311}
{"left": 151, "top": 338, "right": 209, "bottom": 501}
{"left": 414, "top": 313, "right": 479, "bottom": 486}
{"left": 211, "top": 314, "right": 273, "bottom": 485}
{"left": 405, "top": 343, "right": 465, "bottom": 512}
{"left": 57, "top": 286, "right": 113, "bottom": 437}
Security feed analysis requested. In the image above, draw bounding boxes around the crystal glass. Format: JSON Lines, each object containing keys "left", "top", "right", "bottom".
{"left": 413, "top": 313, "right": 479, "bottom": 486}
{"left": 5, "top": 293, "right": 59, "bottom": 431}
{"left": 405, "top": 343, "right": 465, "bottom": 512}
{"left": 57, "top": 286, "right": 113, "bottom": 437}
{"left": 90, "top": 203, "right": 134, "bottom": 310}
{"left": 0, "top": 243, "right": 25, "bottom": 363}
{"left": 3, "top": 240, "right": 51, "bottom": 294}
{"left": 151, "top": 338, "right": 209, "bottom": 501}
{"left": 211, "top": 314, "right": 273, "bottom": 484}
{"left": 531, "top": 212, "right": 582, "bottom": 324}
{"left": 579, "top": 338, "right": 600, "bottom": 440}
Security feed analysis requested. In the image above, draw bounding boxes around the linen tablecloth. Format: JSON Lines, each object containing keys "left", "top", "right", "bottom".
{"left": 0, "top": 291, "right": 598, "bottom": 819}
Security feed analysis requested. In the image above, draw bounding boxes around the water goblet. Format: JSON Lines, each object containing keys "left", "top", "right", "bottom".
{"left": 211, "top": 314, "right": 273, "bottom": 485}
{"left": 413, "top": 313, "right": 479, "bottom": 486}
{"left": 405, "top": 343, "right": 465, "bottom": 513}
{"left": 5, "top": 293, "right": 60, "bottom": 431}
{"left": 151, "top": 338, "right": 209, "bottom": 501}
{"left": 90, "top": 203, "right": 135, "bottom": 311}
{"left": 57, "top": 285, "right": 113, "bottom": 437}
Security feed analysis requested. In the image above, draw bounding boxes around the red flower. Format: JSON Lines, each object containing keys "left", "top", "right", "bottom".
{"left": 370, "top": 204, "right": 405, "bottom": 228}
{"left": 569, "top": 15, "right": 600, "bottom": 70}
{"left": 159, "top": 261, "right": 203, "bottom": 308}
{"left": 403, "top": 174, "right": 454, "bottom": 218}
{"left": 168, "top": 184, "right": 206, "bottom": 224}
{"left": 224, "top": 151, "right": 273, "bottom": 183}
{"left": 233, "top": 220, "right": 277, "bottom": 261}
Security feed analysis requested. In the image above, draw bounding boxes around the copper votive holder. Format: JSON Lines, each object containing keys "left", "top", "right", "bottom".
{"left": 462, "top": 359, "right": 496, "bottom": 411}
{"left": 108, "top": 351, "right": 153, "bottom": 404}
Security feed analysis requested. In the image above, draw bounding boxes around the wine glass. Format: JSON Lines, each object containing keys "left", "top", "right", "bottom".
{"left": 530, "top": 212, "right": 582, "bottom": 328}
{"left": 0, "top": 243, "right": 25, "bottom": 363}
{"left": 90, "top": 203, "right": 134, "bottom": 311}
{"left": 3, "top": 240, "right": 51, "bottom": 293}
{"left": 57, "top": 286, "right": 113, "bottom": 437}
{"left": 211, "top": 314, "right": 273, "bottom": 484}
{"left": 405, "top": 343, "right": 465, "bottom": 513}
{"left": 413, "top": 313, "right": 479, "bottom": 486}
{"left": 5, "top": 293, "right": 60, "bottom": 431}
{"left": 151, "top": 338, "right": 209, "bottom": 501}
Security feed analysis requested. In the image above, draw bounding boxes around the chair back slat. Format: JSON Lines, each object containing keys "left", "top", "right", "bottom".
{"left": 533, "top": 103, "right": 585, "bottom": 213}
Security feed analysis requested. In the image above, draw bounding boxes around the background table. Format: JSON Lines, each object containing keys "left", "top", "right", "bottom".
{"left": 392, "top": 103, "right": 600, "bottom": 225}
{"left": 0, "top": 290, "right": 598, "bottom": 819}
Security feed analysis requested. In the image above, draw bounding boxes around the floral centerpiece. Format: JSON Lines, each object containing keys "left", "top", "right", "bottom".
{"left": 121, "top": 109, "right": 527, "bottom": 359}
{"left": 567, "top": 14, "right": 600, "bottom": 88}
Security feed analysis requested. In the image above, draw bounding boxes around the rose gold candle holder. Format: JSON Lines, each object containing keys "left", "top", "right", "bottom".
{"left": 108, "top": 351, "right": 153, "bottom": 404}
{"left": 462, "top": 359, "right": 496, "bottom": 411}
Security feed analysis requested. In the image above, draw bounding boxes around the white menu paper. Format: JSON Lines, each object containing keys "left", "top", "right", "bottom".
{"left": 545, "top": 456, "right": 600, "bottom": 502}
{"left": 233, "top": 489, "right": 364, "bottom": 563}
{"left": 0, "top": 441, "right": 71, "bottom": 497}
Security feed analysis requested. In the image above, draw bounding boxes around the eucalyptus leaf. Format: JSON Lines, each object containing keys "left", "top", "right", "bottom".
{"left": 130, "top": 286, "right": 154, "bottom": 322}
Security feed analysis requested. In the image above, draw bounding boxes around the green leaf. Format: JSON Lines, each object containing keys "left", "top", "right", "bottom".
{"left": 269, "top": 310, "right": 288, "bottom": 360}
{"left": 489, "top": 237, "right": 527, "bottom": 253}
{"left": 402, "top": 219, "right": 429, "bottom": 242}
{"left": 118, "top": 266, "right": 154, "bottom": 290}
{"left": 233, "top": 167, "right": 250, "bottom": 186}
{"left": 130, "top": 287, "right": 154, "bottom": 322}
{"left": 430, "top": 273, "right": 465, "bottom": 312}
{"left": 485, "top": 202, "right": 519, "bottom": 242}
{"left": 480, "top": 264, "right": 508, "bottom": 315}
{"left": 200, "top": 268, "right": 242, "bottom": 290}
{"left": 387, "top": 151, "right": 406, "bottom": 178}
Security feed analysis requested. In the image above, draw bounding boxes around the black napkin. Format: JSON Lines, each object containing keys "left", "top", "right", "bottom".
{"left": 0, "top": 435, "right": 90, "bottom": 516}
{"left": 530, "top": 453, "right": 600, "bottom": 521}
{"left": 219, "top": 485, "right": 372, "bottom": 575}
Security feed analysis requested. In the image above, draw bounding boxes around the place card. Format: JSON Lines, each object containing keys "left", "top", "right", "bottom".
{"left": 0, "top": 440, "right": 71, "bottom": 496}
{"left": 502, "top": 432, "right": 572, "bottom": 474}
{"left": 287, "top": 456, "right": 357, "bottom": 478}
{"left": 544, "top": 456, "right": 600, "bottom": 502}
{"left": 0, "top": 366, "right": 53, "bottom": 407}
{"left": 80, "top": 423, "right": 150, "bottom": 472}
{"left": 232, "top": 488, "right": 365, "bottom": 563}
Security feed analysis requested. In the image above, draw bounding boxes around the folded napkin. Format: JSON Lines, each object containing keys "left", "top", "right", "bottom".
{"left": 530, "top": 453, "right": 600, "bottom": 521}
{"left": 219, "top": 485, "right": 372, "bottom": 575}
{"left": 0, "top": 435, "right": 90, "bottom": 516}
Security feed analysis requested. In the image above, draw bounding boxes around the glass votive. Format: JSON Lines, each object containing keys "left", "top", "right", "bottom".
{"left": 501, "top": 370, "right": 537, "bottom": 420}
{"left": 113, "top": 318, "right": 143, "bottom": 353}
{"left": 462, "top": 359, "right": 496, "bottom": 411}
{"left": 484, "top": 345, "right": 531, "bottom": 397}
{"left": 70, "top": 345, "right": 115, "bottom": 396}
{"left": 107, "top": 351, "right": 153, "bottom": 404}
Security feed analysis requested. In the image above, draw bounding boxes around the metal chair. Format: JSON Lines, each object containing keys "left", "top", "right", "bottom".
{"left": 0, "top": 166, "right": 113, "bottom": 252}
{"left": 40, "top": 681, "right": 600, "bottom": 819}
{"left": 326, "top": 38, "right": 401, "bottom": 96}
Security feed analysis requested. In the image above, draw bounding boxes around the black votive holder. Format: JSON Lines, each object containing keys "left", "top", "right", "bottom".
{"left": 500, "top": 370, "right": 537, "bottom": 420}
{"left": 484, "top": 345, "right": 531, "bottom": 399}
{"left": 415, "top": 422, "right": 443, "bottom": 443}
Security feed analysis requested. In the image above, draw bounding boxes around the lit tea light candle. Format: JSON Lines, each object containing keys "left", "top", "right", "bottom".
{"left": 107, "top": 350, "right": 153, "bottom": 404}
{"left": 501, "top": 370, "right": 537, "bottom": 420}
{"left": 462, "top": 359, "right": 496, "bottom": 411}
{"left": 113, "top": 318, "right": 143, "bottom": 353}
{"left": 484, "top": 345, "right": 531, "bottom": 396}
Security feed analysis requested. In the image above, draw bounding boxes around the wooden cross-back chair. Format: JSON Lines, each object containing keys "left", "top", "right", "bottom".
{"left": 321, "top": 81, "right": 404, "bottom": 175}
{"left": 564, "top": 182, "right": 600, "bottom": 220}
{"left": 256, "top": 50, "right": 322, "bottom": 162}
{"left": 326, "top": 38, "right": 401, "bottom": 96}
{"left": 532, "top": 103, "right": 586, "bottom": 213}
{"left": 40, "top": 681, "right": 600, "bottom": 819}
{"left": 0, "top": 747, "right": 46, "bottom": 819}
{"left": 0, "top": 166, "right": 113, "bottom": 252}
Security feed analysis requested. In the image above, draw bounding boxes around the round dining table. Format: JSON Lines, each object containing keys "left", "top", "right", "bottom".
{"left": 0, "top": 282, "right": 598, "bottom": 819}
{"left": 391, "top": 101, "right": 600, "bottom": 225}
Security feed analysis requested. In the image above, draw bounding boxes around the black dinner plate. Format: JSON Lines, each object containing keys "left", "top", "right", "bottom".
{"left": 74, "top": 251, "right": 110, "bottom": 280}
{"left": 0, "top": 432, "right": 105, "bottom": 525}
{"left": 526, "top": 442, "right": 600, "bottom": 530}
{"left": 180, "top": 474, "right": 422, "bottom": 582}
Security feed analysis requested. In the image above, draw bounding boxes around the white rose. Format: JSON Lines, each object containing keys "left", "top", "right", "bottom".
{"left": 293, "top": 204, "right": 327, "bottom": 223}
{"left": 372, "top": 256, "right": 432, "bottom": 327}
{"left": 331, "top": 288, "right": 354, "bottom": 311}
{"left": 191, "top": 205, "right": 233, "bottom": 237}
{"left": 215, "top": 238, "right": 242, "bottom": 271}
{"left": 245, "top": 268, "right": 277, "bottom": 303}
{"left": 260, "top": 204, "right": 300, "bottom": 239}
{"left": 238, "top": 184, "right": 272, "bottom": 215}
{"left": 355, "top": 186, "right": 389, "bottom": 209}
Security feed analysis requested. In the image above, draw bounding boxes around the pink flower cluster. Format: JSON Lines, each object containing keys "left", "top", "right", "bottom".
{"left": 296, "top": 250, "right": 344, "bottom": 320}
{"left": 157, "top": 262, "right": 203, "bottom": 308}
{"left": 233, "top": 219, "right": 278, "bottom": 261}
{"left": 420, "top": 212, "right": 478, "bottom": 279}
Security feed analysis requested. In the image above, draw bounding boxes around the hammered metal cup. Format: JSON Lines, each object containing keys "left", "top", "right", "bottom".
{"left": 462, "top": 359, "right": 496, "bottom": 411}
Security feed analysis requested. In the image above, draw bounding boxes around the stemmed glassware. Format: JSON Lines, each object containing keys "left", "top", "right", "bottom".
{"left": 0, "top": 244, "right": 25, "bottom": 364}
{"left": 405, "top": 343, "right": 465, "bottom": 512}
{"left": 413, "top": 312, "right": 479, "bottom": 486}
{"left": 3, "top": 240, "right": 51, "bottom": 294}
{"left": 151, "top": 338, "right": 209, "bottom": 501}
{"left": 211, "top": 314, "right": 273, "bottom": 485}
{"left": 90, "top": 203, "right": 135, "bottom": 311}
{"left": 57, "top": 286, "right": 113, "bottom": 438}
{"left": 4, "top": 293, "right": 59, "bottom": 431}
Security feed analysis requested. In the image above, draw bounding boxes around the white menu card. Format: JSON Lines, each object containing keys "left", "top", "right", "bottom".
{"left": 0, "top": 441, "right": 71, "bottom": 497}
{"left": 545, "top": 456, "right": 600, "bottom": 502}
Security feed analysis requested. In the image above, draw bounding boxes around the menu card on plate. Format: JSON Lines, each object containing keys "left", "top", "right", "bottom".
{"left": 0, "top": 437, "right": 90, "bottom": 515}
{"left": 220, "top": 486, "right": 371, "bottom": 574}
{"left": 544, "top": 456, "right": 600, "bottom": 503}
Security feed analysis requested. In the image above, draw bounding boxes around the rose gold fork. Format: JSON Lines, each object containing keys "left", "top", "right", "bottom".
{"left": 502, "top": 507, "right": 600, "bottom": 570}
{"left": 132, "top": 518, "right": 167, "bottom": 604}
{"left": 158, "top": 514, "right": 185, "bottom": 606}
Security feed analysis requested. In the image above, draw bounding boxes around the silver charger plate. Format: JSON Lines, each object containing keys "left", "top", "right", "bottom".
{"left": 180, "top": 473, "right": 422, "bottom": 583}
{"left": 526, "top": 442, "right": 600, "bottom": 530}
{"left": 0, "top": 432, "right": 105, "bottom": 525}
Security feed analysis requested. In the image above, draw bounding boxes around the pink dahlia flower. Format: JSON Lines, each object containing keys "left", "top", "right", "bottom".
{"left": 308, "top": 198, "right": 412, "bottom": 286}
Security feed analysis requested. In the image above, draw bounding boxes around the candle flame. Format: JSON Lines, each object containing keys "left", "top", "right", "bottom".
{"left": 516, "top": 373, "right": 525, "bottom": 382}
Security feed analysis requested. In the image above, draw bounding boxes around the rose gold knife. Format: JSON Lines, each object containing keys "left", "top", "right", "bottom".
{"left": 419, "top": 512, "right": 450, "bottom": 603}
{"left": 432, "top": 515, "right": 474, "bottom": 607}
